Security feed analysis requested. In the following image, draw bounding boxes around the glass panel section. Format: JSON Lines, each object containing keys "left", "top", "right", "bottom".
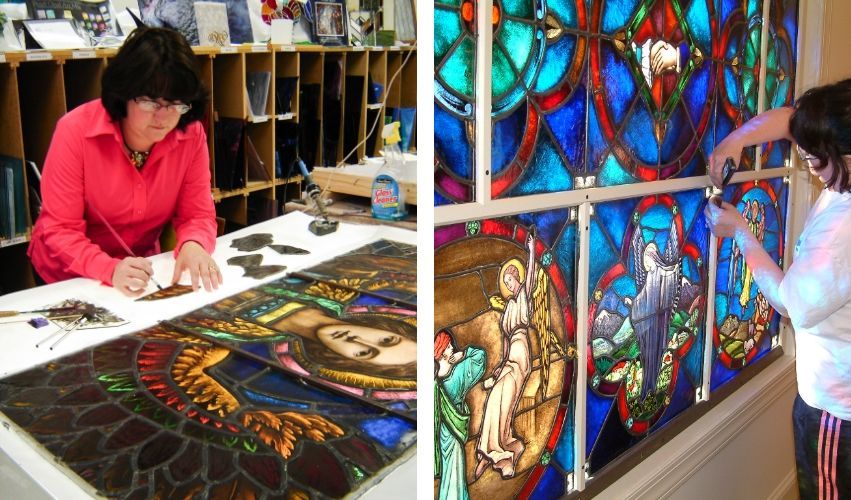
{"left": 762, "top": 0, "right": 798, "bottom": 168}
{"left": 435, "top": 0, "right": 477, "bottom": 204}
{"left": 587, "top": 188, "right": 709, "bottom": 472}
{"left": 435, "top": 212, "right": 577, "bottom": 497}
{"left": 711, "top": 177, "right": 788, "bottom": 390}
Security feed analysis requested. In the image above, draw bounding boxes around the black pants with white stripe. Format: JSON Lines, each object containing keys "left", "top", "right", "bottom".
{"left": 794, "top": 394, "right": 851, "bottom": 499}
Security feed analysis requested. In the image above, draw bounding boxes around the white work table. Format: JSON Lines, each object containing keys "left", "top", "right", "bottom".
{"left": 0, "top": 211, "right": 416, "bottom": 499}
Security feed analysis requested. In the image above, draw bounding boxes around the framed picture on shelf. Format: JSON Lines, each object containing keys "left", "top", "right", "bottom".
{"left": 312, "top": 0, "right": 347, "bottom": 46}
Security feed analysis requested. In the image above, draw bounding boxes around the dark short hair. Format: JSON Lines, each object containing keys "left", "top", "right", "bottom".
{"left": 101, "top": 27, "right": 208, "bottom": 129}
{"left": 300, "top": 314, "right": 417, "bottom": 380}
{"left": 790, "top": 78, "right": 851, "bottom": 192}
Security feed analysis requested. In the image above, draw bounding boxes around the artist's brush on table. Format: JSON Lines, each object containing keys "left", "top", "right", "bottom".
{"left": 90, "top": 204, "right": 164, "bottom": 291}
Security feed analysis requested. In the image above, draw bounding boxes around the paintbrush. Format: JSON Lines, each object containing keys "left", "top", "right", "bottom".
{"left": 0, "top": 306, "right": 79, "bottom": 318}
{"left": 89, "top": 204, "right": 163, "bottom": 291}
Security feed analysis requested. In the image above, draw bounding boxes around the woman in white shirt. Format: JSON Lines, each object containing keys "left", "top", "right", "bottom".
{"left": 705, "top": 78, "right": 851, "bottom": 499}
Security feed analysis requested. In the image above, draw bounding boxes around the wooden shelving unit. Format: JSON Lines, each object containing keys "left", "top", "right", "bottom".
{"left": 0, "top": 45, "right": 417, "bottom": 293}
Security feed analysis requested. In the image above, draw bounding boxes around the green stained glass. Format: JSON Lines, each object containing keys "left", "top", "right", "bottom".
{"left": 502, "top": 0, "right": 533, "bottom": 20}
{"left": 499, "top": 19, "right": 535, "bottom": 78}
{"left": 436, "top": 0, "right": 462, "bottom": 7}
{"left": 435, "top": 9, "right": 463, "bottom": 62}
{"left": 440, "top": 36, "right": 476, "bottom": 99}
{"left": 492, "top": 45, "right": 517, "bottom": 97}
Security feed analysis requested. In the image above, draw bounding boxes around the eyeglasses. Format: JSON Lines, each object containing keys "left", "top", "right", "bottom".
{"left": 133, "top": 97, "right": 192, "bottom": 115}
{"left": 796, "top": 146, "right": 820, "bottom": 166}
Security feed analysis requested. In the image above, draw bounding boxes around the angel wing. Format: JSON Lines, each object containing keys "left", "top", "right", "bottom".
{"left": 663, "top": 217, "right": 680, "bottom": 265}
{"left": 532, "top": 267, "right": 564, "bottom": 400}
{"left": 489, "top": 294, "right": 506, "bottom": 312}
{"left": 171, "top": 345, "right": 240, "bottom": 417}
{"left": 241, "top": 410, "right": 345, "bottom": 459}
{"left": 631, "top": 227, "right": 648, "bottom": 289}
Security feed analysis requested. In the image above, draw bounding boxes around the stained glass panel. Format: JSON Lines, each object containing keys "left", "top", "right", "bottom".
{"left": 434, "top": 213, "right": 577, "bottom": 498}
{"left": 711, "top": 177, "right": 788, "bottom": 390}
{"left": 0, "top": 329, "right": 415, "bottom": 498}
{"left": 295, "top": 239, "right": 417, "bottom": 306}
{"left": 435, "top": 0, "right": 477, "bottom": 205}
{"left": 171, "top": 276, "right": 417, "bottom": 417}
{"left": 586, "top": 188, "right": 708, "bottom": 472}
{"left": 761, "top": 0, "right": 798, "bottom": 169}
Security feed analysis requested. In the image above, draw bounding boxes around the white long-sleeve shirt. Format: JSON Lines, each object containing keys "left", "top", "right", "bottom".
{"left": 779, "top": 188, "right": 851, "bottom": 419}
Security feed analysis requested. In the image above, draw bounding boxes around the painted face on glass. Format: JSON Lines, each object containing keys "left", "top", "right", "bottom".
{"left": 503, "top": 270, "right": 520, "bottom": 294}
{"left": 316, "top": 323, "right": 417, "bottom": 366}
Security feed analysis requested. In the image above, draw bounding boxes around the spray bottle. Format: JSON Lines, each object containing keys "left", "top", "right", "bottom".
{"left": 371, "top": 122, "right": 407, "bottom": 220}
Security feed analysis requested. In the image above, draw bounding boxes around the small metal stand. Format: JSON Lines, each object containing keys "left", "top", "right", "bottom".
{"left": 297, "top": 158, "right": 340, "bottom": 236}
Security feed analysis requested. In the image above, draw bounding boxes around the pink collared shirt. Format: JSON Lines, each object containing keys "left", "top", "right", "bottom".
{"left": 28, "top": 99, "right": 217, "bottom": 285}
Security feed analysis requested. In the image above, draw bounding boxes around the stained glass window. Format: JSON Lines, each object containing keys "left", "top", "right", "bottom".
{"left": 435, "top": 0, "right": 477, "bottom": 205}
{"left": 434, "top": 213, "right": 577, "bottom": 498}
{"left": 711, "top": 178, "right": 788, "bottom": 389}
{"left": 435, "top": 0, "right": 798, "bottom": 496}
{"left": 587, "top": 189, "right": 708, "bottom": 471}
{"left": 761, "top": 0, "right": 798, "bottom": 169}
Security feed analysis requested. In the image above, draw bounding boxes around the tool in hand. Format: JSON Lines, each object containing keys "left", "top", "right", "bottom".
{"left": 709, "top": 157, "right": 739, "bottom": 207}
{"left": 0, "top": 306, "right": 80, "bottom": 318}
{"left": 89, "top": 203, "right": 164, "bottom": 290}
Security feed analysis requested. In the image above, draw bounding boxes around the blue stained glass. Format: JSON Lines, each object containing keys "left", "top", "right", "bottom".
{"left": 509, "top": 134, "right": 573, "bottom": 196}
{"left": 535, "top": 35, "right": 577, "bottom": 93}
{"left": 601, "top": 44, "right": 635, "bottom": 125}
{"left": 623, "top": 105, "right": 659, "bottom": 165}
{"left": 435, "top": 0, "right": 460, "bottom": 6}
{"left": 241, "top": 342, "right": 273, "bottom": 358}
{"left": 683, "top": 65, "right": 711, "bottom": 131}
{"left": 682, "top": 327, "right": 705, "bottom": 385}
{"left": 553, "top": 393, "right": 574, "bottom": 472}
{"left": 659, "top": 105, "right": 690, "bottom": 164}
{"left": 586, "top": 97, "right": 608, "bottom": 173}
{"left": 545, "top": 84, "right": 586, "bottom": 168}
{"left": 435, "top": 190, "right": 452, "bottom": 206}
{"left": 588, "top": 218, "right": 619, "bottom": 289}
{"left": 217, "top": 355, "right": 269, "bottom": 380}
{"left": 594, "top": 197, "right": 632, "bottom": 251}
{"left": 516, "top": 208, "right": 570, "bottom": 250}
{"left": 656, "top": 364, "right": 696, "bottom": 428}
{"left": 530, "top": 466, "right": 566, "bottom": 499}
{"left": 359, "top": 417, "right": 415, "bottom": 449}
{"left": 246, "top": 369, "right": 350, "bottom": 403}
{"left": 585, "top": 387, "right": 614, "bottom": 456}
{"left": 492, "top": 104, "right": 526, "bottom": 175}
{"left": 718, "top": 0, "right": 739, "bottom": 22}
{"left": 351, "top": 294, "right": 389, "bottom": 306}
{"left": 602, "top": 0, "right": 641, "bottom": 35}
{"left": 746, "top": 0, "right": 759, "bottom": 17}
{"left": 685, "top": 0, "right": 712, "bottom": 50}
{"left": 499, "top": 20, "right": 535, "bottom": 78}
{"left": 547, "top": 0, "right": 576, "bottom": 25}
{"left": 598, "top": 153, "right": 634, "bottom": 186}
{"left": 672, "top": 190, "right": 705, "bottom": 235}
{"left": 711, "top": 352, "right": 737, "bottom": 390}
{"left": 502, "top": 0, "right": 533, "bottom": 19}
{"left": 555, "top": 223, "right": 577, "bottom": 296}
{"left": 435, "top": 104, "right": 472, "bottom": 179}
{"left": 434, "top": 9, "right": 463, "bottom": 62}
{"left": 241, "top": 389, "right": 311, "bottom": 409}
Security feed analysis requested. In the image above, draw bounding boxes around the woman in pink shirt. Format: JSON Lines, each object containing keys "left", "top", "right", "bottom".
{"left": 28, "top": 27, "right": 222, "bottom": 296}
